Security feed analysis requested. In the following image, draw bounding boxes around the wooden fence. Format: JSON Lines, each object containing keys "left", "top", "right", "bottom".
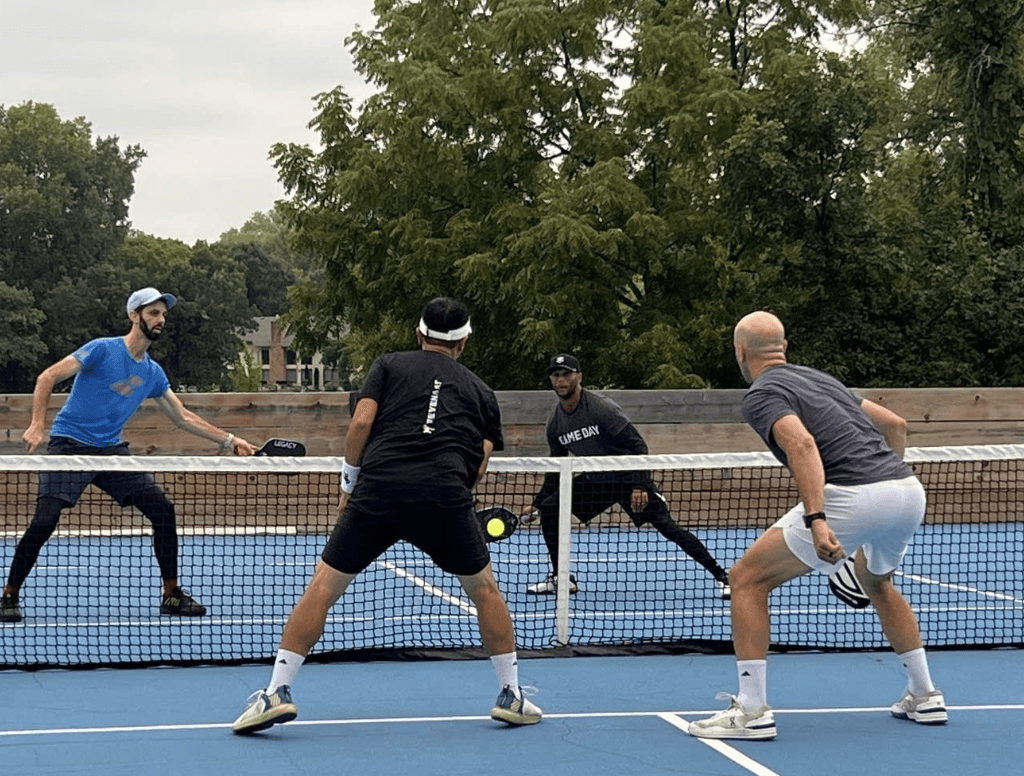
{"left": 3, "top": 387, "right": 1022, "bottom": 457}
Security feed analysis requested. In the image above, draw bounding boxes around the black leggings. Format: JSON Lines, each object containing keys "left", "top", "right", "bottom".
{"left": 537, "top": 486, "right": 728, "bottom": 582}
{"left": 6, "top": 489, "right": 180, "bottom": 589}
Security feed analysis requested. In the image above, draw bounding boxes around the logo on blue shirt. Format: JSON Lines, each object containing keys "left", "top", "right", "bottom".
{"left": 110, "top": 375, "right": 145, "bottom": 397}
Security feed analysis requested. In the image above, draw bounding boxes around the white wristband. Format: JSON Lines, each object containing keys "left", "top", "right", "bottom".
{"left": 221, "top": 433, "right": 235, "bottom": 450}
{"left": 341, "top": 460, "right": 361, "bottom": 493}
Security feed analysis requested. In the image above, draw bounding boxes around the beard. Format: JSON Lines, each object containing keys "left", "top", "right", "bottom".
{"left": 140, "top": 318, "right": 163, "bottom": 341}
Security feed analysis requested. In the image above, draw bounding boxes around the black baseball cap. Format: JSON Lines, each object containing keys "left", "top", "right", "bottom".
{"left": 547, "top": 353, "right": 581, "bottom": 374}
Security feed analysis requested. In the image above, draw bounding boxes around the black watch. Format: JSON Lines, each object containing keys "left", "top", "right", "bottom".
{"left": 803, "top": 511, "right": 826, "bottom": 528}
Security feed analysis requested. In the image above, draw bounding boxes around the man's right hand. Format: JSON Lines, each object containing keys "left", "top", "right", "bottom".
{"left": 22, "top": 426, "right": 45, "bottom": 454}
{"left": 520, "top": 508, "right": 541, "bottom": 524}
{"left": 811, "top": 520, "right": 846, "bottom": 563}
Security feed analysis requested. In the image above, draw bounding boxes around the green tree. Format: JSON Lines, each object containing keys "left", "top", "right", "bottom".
{"left": 271, "top": 1, "right": 882, "bottom": 388}
{"left": 228, "top": 345, "right": 263, "bottom": 392}
{"left": 272, "top": 1, "right": 1024, "bottom": 389}
{"left": 0, "top": 101, "right": 145, "bottom": 390}
{"left": 851, "top": 0, "right": 1024, "bottom": 385}
{"left": 0, "top": 282, "right": 46, "bottom": 385}
{"left": 215, "top": 241, "right": 295, "bottom": 317}
{"left": 115, "top": 234, "right": 258, "bottom": 390}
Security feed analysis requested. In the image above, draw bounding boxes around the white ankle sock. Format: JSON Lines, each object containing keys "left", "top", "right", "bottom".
{"left": 898, "top": 647, "right": 936, "bottom": 695}
{"left": 490, "top": 652, "right": 520, "bottom": 697}
{"left": 266, "top": 649, "right": 305, "bottom": 695}
{"left": 735, "top": 659, "right": 768, "bottom": 709}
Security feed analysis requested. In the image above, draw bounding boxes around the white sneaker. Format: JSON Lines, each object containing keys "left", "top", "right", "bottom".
{"left": 526, "top": 572, "right": 578, "bottom": 595}
{"left": 688, "top": 694, "right": 776, "bottom": 740}
{"left": 490, "top": 685, "right": 543, "bottom": 725}
{"left": 232, "top": 685, "right": 298, "bottom": 735}
{"left": 716, "top": 580, "right": 731, "bottom": 600}
{"left": 890, "top": 689, "right": 948, "bottom": 724}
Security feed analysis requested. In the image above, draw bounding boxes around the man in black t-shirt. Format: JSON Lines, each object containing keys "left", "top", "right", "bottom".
{"left": 689, "top": 311, "right": 944, "bottom": 741}
{"left": 524, "top": 354, "right": 730, "bottom": 598}
{"left": 233, "top": 298, "right": 542, "bottom": 735}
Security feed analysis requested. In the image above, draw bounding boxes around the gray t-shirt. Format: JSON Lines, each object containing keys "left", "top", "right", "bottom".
{"left": 546, "top": 389, "right": 647, "bottom": 457}
{"left": 742, "top": 364, "right": 912, "bottom": 486}
{"left": 545, "top": 389, "right": 649, "bottom": 486}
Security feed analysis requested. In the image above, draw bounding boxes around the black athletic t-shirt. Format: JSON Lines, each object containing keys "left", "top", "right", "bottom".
{"left": 354, "top": 349, "right": 504, "bottom": 502}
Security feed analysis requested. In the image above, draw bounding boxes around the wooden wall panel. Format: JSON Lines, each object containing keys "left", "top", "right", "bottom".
{"left": 3, "top": 387, "right": 1023, "bottom": 456}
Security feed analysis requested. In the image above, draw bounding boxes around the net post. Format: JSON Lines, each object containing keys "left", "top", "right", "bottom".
{"left": 554, "top": 457, "right": 573, "bottom": 646}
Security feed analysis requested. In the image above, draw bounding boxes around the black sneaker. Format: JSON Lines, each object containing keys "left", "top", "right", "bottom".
{"left": 160, "top": 587, "right": 207, "bottom": 616}
{"left": 0, "top": 595, "right": 23, "bottom": 623}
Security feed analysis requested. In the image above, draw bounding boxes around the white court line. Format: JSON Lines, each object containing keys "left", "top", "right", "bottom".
{"left": 896, "top": 570, "right": 1023, "bottom": 603}
{"left": 2, "top": 704, "right": 1022, "bottom": 738}
{"left": 658, "top": 713, "right": 781, "bottom": 776}
{"left": 376, "top": 559, "right": 477, "bottom": 615}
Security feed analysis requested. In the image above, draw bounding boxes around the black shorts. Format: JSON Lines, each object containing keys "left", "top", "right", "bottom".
{"left": 537, "top": 474, "right": 670, "bottom": 527}
{"left": 38, "top": 436, "right": 164, "bottom": 507}
{"left": 320, "top": 492, "right": 491, "bottom": 577}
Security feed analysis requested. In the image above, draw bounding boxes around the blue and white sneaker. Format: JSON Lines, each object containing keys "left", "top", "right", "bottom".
{"left": 688, "top": 694, "right": 777, "bottom": 740}
{"left": 232, "top": 685, "right": 298, "bottom": 735}
{"left": 490, "top": 685, "right": 542, "bottom": 725}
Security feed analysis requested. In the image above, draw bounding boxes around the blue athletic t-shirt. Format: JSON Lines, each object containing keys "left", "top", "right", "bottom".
{"left": 742, "top": 363, "right": 912, "bottom": 486}
{"left": 50, "top": 337, "right": 171, "bottom": 447}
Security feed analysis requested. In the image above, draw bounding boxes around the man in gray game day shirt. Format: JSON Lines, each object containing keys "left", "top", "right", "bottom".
{"left": 688, "top": 311, "right": 946, "bottom": 741}
{"left": 525, "top": 353, "right": 730, "bottom": 597}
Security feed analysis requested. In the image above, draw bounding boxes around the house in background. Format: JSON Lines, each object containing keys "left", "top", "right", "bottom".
{"left": 239, "top": 317, "right": 340, "bottom": 390}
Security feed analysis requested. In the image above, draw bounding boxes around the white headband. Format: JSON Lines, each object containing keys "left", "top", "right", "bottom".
{"left": 418, "top": 317, "right": 472, "bottom": 341}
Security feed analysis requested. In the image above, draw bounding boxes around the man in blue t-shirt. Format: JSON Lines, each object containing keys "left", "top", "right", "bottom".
{"left": 525, "top": 354, "right": 730, "bottom": 598}
{"left": 0, "top": 287, "right": 257, "bottom": 624}
{"left": 232, "top": 297, "right": 542, "bottom": 736}
{"left": 688, "top": 311, "right": 945, "bottom": 741}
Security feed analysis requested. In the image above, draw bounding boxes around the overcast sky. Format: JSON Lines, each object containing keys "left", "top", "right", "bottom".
{"left": 3, "top": 1, "right": 377, "bottom": 244}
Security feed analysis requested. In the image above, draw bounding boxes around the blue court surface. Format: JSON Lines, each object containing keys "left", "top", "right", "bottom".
{"left": 3, "top": 520, "right": 1020, "bottom": 666}
{"left": 2, "top": 648, "right": 1022, "bottom": 776}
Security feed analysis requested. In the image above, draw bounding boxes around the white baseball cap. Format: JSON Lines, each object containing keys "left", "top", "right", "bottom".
{"left": 127, "top": 287, "right": 176, "bottom": 314}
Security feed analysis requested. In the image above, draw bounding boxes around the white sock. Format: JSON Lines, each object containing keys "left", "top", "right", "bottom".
{"left": 898, "top": 647, "right": 936, "bottom": 695}
{"left": 490, "top": 651, "right": 520, "bottom": 698}
{"left": 266, "top": 649, "right": 305, "bottom": 694}
{"left": 735, "top": 659, "right": 768, "bottom": 709}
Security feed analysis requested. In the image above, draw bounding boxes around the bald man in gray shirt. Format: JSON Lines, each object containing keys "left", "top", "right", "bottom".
{"left": 689, "top": 311, "right": 946, "bottom": 741}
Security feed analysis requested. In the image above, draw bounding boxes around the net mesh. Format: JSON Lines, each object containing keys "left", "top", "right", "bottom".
{"left": 1, "top": 446, "right": 1021, "bottom": 669}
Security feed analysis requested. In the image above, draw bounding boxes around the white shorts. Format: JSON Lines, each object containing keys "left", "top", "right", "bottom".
{"left": 774, "top": 475, "right": 926, "bottom": 576}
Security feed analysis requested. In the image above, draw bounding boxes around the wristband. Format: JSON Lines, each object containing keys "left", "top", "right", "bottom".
{"left": 221, "top": 433, "right": 235, "bottom": 450}
{"left": 341, "top": 460, "right": 361, "bottom": 494}
{"left": 803, "top": 511, "right": 826, "bottom": 528}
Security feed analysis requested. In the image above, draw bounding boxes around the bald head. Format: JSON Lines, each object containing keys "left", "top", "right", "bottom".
{"left": 733, "top": 311, "right": 788, "bottom": 383}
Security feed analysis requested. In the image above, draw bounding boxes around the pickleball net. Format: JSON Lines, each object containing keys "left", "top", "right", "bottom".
{"left": 0, "top": 446, "right": 1021, "bottom": 669}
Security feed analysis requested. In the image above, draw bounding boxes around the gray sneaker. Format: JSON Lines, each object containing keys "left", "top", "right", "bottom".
{"left": 490, "top": 686, "right": 542, "bottom": 726}
{"left": 688, "top": 695, "right": 777, "bottom": 740}
{"left": 890, "top": 689, "right": 948, "bottom": 724}
{"left": 232, "top": 685, "right": 299, "bottom": 735}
